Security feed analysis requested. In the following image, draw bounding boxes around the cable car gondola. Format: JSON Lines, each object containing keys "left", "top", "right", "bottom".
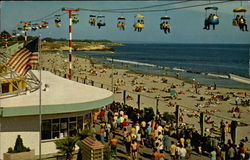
{"left": 54, "top": 15, "right": 61, "bottom": 28}
{"left": 97, "top": 15, "right": 106, "bottom": 29}
{"left": 17, "top": 27, "right": 23, "bottom": 31}
{"left": 89, "top": 14, "right": 96, "bottom": 26}
{"left": 160, "top": 16, "right": 171, "bottom": 34}
{"left": 72, "top": 13, "right": 79, "bottom": 24}
{"left": 117, "top": 16, "right": 126, "bottom": 30}
{"left": 133, "top": 14, "right": 144, "bottom": 32}
{"left": 23, "top": 24, "right": 29, "bottom": 31}
{"left": 42, "top": 20, "right": 48, "bottom": 25}
{"left": 12, "top": 30, "right": 17, "bottom": 37}
{"left": 232, "top": 8, "right": 248, "bottom": 31}
{"left": 203, "top": 7, "right": 219, "bottom": 30}
{"left": 41, "top": 20, "right": 49, "bottom": 29}
{"left": 31, "top": 23, "right": 39, "bottom": 31}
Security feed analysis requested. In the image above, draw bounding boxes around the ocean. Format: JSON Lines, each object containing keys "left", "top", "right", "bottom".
{"left": 71, "top": 43, "right": 250, "bottom": 89}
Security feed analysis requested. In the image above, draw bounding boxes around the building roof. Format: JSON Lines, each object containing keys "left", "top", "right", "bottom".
{"left": 0, "top": 70, "right": 113, "bottom": 117}
{"left": 82, "top": 136, "right": 104, "bottom": 150}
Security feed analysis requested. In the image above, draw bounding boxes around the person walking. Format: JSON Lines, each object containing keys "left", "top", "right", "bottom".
{"left": 100, "top": 126, "right": 105, "bottom": 144}
{"left": 131, "top": 140, "right": 138, "bottom": 160}
{"left": 163, "top": 131, "right": 169, "bottom": 152}
{"left": 179, "top": 145, "right": 187, "bottom": 160}
{"left": 110, "top": 134, "right": 118, "bottom": 158}
{"left": 170, "top": 141, "right": 177, "bottom": 160}
{"left": 125, "top": 133, "right": 132, "bottom": 156}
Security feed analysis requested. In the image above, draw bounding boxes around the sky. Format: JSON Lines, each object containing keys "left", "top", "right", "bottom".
{"left": 1, "top": 1, "right": 250, "bottom": 44}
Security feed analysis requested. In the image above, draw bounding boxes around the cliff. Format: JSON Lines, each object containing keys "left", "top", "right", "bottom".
{"left": 41, "top": 41, "right": 121, "bottom": 51}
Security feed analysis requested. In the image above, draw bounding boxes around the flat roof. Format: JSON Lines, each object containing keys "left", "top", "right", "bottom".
{"left": 0, "top": 70, "right": 113, "bottom": 117}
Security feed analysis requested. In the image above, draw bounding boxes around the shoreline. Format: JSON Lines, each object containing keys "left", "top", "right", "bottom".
{"left": 65, "top": 53, "right": 250, "bottom": 91}
{"left": 84, "top": 54, "right": 250, "bottom": 90}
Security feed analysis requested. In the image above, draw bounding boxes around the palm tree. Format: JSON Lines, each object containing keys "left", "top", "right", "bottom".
{"left": 77, "top": 128, "right": 94, "bottom": 140}
{"left": 54, "top": 137, "right": 79, "bottom": 160}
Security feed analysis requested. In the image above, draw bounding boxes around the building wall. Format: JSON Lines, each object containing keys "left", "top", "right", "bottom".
{"left": 0, "top": 116, "right": 39, "bottom": 160}
{"left": 0, "top": 110, "right": 92, "bottom": 159}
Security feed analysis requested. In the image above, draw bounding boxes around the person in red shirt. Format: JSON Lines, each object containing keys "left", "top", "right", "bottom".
{"left": 122, "top": 118, "right": 129, "bottom": 128}
{"left": 99, "top": 110, "right": 105, "bottom": 122}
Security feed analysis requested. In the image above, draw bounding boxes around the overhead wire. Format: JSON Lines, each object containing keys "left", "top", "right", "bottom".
{"left": 87, "top": 0, "right": 193, "bottom": 11}
{"left": 77, "top": 0, "right": 235, "bottom": 13}
{"left": 13, "top": 10, "right": 67, "bottom": 33}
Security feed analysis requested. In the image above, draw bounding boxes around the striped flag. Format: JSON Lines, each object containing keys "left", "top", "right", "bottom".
{"left": 6, "top": 38, "right": 39, "bottom": 76}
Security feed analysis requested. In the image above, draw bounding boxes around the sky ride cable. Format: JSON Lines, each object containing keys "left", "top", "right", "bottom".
{"left": 80, "top": 0, "right": 235, "bottom": 13}
{"left": 77, "top": 0, "right": 234, "bottom": 13}
{"left": 80, "top": 0, "right": 193, "bottom": 12}
{"left": 30, "top": 8, "right": 62, "bottom": 23}
{"left": 12, "top": 11, "right": 67, "bottom": 33}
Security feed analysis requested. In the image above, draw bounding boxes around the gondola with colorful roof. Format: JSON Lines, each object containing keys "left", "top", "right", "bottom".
{"left": 133, "top": 14, "right": 144, "bottom": 32}
{"left": 89, "top": 14, "right": 96, "bottom": 26}
{"left": 117, "top": 16, "right": 126, "bottom": 30}
{"left": 54, "top": 15, "right": 62, "bottom": 28}
{"left": 97, "top": 15, "right": 106, "bottom": 29}
{"left": 160, "top": 16, "right": 171, "bottom": 34}
{"left": 72, "top": 13, "right": 79, "bottom": 24}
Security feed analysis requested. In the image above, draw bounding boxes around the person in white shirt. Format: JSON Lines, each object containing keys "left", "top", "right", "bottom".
{"left": 179, "top": 145, "right": 187, "bottom": 160}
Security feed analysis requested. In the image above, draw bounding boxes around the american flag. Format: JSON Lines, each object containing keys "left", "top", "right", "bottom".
{"left": 6, "top": 38, "right": 39, "bottom": 76}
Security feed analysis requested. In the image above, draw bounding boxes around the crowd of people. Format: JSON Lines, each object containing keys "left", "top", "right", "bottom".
{"left": 90, "top": 102, "right": 250, "bottom": 160}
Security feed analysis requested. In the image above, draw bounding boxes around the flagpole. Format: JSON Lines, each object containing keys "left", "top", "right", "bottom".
{"left": 38, "top": 35, "right": 42, "bottom": 160}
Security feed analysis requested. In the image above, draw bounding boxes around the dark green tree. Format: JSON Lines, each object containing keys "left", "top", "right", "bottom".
{"left": 77, "top": 128, "right": 94, "bottom": 140}
{"left": 144, "top": 107, "right": 155, "bottom": 122}
{"left": 54, "top": 136, "right": 79, "bottom": 160}
{"left": 162, "top": 112, "right": 175, "bottom": 123}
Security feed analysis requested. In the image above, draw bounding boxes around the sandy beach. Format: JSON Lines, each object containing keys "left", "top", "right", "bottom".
{"left": 40, "top": 51, "right": 250, "bottom": 145}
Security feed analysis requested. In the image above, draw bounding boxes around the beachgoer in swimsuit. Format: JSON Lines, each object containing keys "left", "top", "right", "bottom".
{"left": 131, "top": 140, "right": 138, "bottom": 160}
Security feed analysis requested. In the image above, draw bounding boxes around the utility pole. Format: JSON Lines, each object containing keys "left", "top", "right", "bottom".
{"left": 20, "top": 21, "right": 31, "bottom": 46}
{"left": 62, "top": 8, "right": 79, "bottom": 80}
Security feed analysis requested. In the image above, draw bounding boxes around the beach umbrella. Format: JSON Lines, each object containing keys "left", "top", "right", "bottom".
{"left": 169, "top": 89, "right": 178, "bottom": 98}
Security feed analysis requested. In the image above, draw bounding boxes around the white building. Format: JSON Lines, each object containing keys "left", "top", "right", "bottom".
{"left": 0, "top": 70, "right": 113, "bottom": 159}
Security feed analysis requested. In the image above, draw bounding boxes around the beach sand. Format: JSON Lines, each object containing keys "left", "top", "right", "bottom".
{"left": 40, "top": 51, "right": 250, "bottom": 145}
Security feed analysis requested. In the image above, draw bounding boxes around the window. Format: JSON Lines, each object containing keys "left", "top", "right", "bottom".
{"left": 1, "top": 83, "right": 9, "bottom": 93}
{"left": 42, "top": 120, "right": 51, "bottom": 140}
{"left": 69, "top": 117, "right": 77, "bottom": 136}
{"left": 84, "top": 113, "right": 92, "bottom": 129}
{"left": 77, "top": 116, "right": 83, "bottom": 130}
{"left": 52, "top": 119, "right": 59, "bottom": 139}
{"left": 60, "top": 118, "right": 68, "bottom": 137}
{"left": 42, "top": 115, "right": 86, "bottom": 140}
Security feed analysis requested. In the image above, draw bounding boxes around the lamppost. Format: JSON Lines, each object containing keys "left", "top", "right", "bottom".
{"left": 111, "top": 51, "right": 114, "bottom": 93}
